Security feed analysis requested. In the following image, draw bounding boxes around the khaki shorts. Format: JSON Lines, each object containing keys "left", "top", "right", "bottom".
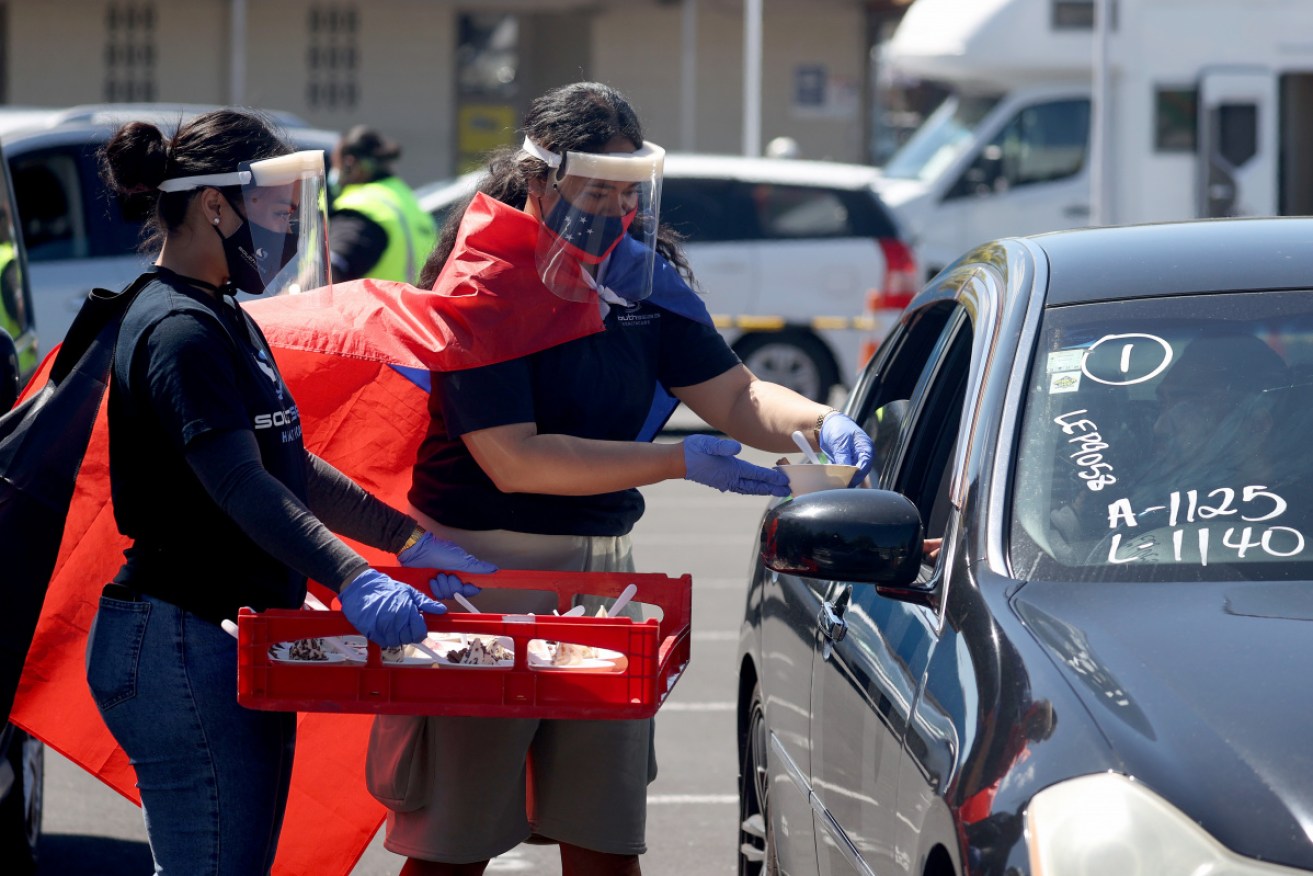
{"left": 372, "top": 520, "right": 657, "bottom": 863}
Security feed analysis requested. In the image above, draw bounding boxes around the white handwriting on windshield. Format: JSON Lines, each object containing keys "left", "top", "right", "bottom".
{"left": 1053, "top": 410, "right": 1117, "bottom": 491}
{"left": 1103, "top": 485, "right": 1302, "bottom": 564}
{"left": 1081, "top": 333, "right": 1173, "bottom": 386}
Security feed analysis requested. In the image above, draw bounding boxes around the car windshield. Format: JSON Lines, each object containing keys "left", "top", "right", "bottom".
{"left": 881, "top": 93, "right": 999, "bottom": 181}
{"left": 1009, "top": 291, "right": 1313, "bottom": 582}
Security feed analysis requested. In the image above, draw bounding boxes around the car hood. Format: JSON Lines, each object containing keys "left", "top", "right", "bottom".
{"left": 1013, "top": 579, "right": 1313, "bottom": 868}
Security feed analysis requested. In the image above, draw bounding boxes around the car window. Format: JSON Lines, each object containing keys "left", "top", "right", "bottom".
{"left": 0, "top": 147, "right": 35, "bottom": 373}
{"left": 948, "top": 99, "right": 1090, "bottom": 198}
{"left": 660, "top": 177, "right": 759, "bottom": 243}
{"left": 11, "top": 151, "right": 87, "bottom": 262}
{"left": 751, "top": 183, "right": 851, "bottom": 237}
{"left": 904, "top": 323, "right": 972, "bottom": 541}
{"left": 853, "top": 301, "right": 960, "bottom": 486}
{"left": 1010, "top": 290, "right": 1313, "bottom": 581}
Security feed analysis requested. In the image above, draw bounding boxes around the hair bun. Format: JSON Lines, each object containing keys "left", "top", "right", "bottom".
{"left": 100, "top": 121, "right": 169, "bottom": 195}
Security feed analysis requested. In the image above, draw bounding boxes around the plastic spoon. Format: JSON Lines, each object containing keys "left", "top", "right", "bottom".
{"left": 791, "top": 429, "right": 822, "bottom": 465}
{"left": 607, "top": 583, "right": 639, "bottom": 618}
{"left": 301, "top": 591, "right": 442, "bottom": 662}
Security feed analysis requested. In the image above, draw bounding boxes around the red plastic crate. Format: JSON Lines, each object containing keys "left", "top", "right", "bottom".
{"left": 236, "top": 567, "right": 692, "bottom": 720}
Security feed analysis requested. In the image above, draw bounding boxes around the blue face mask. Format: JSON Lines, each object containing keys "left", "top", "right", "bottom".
{"left": 542, "top": 197, "right": 635, "bottom": 264}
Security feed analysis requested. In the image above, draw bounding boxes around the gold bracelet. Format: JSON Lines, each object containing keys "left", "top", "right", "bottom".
{"left": 813, "top": 409, "right": 837, "bottom": 443}
{"left": 401, "top": 525, "right": 425, "bottom": 553}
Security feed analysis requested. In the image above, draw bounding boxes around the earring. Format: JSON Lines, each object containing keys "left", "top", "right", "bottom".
{"left": 212, "top": 216, "right": 220, "bottom": 225}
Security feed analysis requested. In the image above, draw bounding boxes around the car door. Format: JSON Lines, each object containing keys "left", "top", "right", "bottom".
{"left": 660, "top": 176, "right": 760, "bottom": 319}
{"left": 940, "top": 97, "right": 1091, "bottom": 255}
{"left": 809, "top": 301, "right": 978, "bottom": 876}
{"left": 749, "top": 182, "right": 889, "bottom": 392}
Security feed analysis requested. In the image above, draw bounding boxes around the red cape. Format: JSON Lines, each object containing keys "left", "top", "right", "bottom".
{"left": 8, "top": 199, "right": 603, "bottom": 875}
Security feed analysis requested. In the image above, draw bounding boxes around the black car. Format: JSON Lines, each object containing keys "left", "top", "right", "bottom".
{"left": 737, "top": 217, "right": 1313, "bottom": 876}
{"left": 0, "top": 130, "right": 42, "bottom": 873}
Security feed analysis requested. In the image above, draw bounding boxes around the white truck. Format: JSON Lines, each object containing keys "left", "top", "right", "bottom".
{"left": 875, "top": 0, "right": 1313, "bottom": 277}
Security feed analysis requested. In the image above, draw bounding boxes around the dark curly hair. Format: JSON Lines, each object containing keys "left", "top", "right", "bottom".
{"left": 418, "top": 82, "right": 694, "bottom": 289}
{"left": 99, "top": 108, "right": 292, "bottom": 252}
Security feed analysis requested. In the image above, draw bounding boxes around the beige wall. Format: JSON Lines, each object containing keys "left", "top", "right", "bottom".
{"left": 594, "top": 0, "right": 868, "bottom": 163}
{"left": 243, "top": 0, "right": 456, "bottom": 186}
{"left": 3, "top": 0, "right": 870, "bottom": 184}
{"left": 9, "top": 0, "right": 226, "bottom": 106}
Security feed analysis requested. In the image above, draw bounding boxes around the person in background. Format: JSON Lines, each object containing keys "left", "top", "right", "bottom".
{"left": 85, "top": 108, "right": 493, "bottom": 875}
{"left": 329, "top": 124, "right": 437, "bottom": 284}
{"left": 372, "top": 81, "right": 876, "bottom": 876}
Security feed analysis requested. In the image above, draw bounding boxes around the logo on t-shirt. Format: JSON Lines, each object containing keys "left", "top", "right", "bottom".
{"left": 254, "top": 403, "right": 302, "bottom": 443}
{"left": 614, "top": 310, "right": 660, "bottom": 325}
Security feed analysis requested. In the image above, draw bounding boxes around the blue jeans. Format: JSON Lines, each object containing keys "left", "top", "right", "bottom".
{"left": 86, "top": 590, "right": 296, "bottom": 876}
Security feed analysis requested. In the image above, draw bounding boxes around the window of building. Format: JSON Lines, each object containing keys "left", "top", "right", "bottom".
{"left": 104, "top": 3, "right": 155, "bottom": 102}
{"left": 307, "top": 4, "right": 359, "bottom": 111}
{"left": 0, "top": 4, "right": 9, "bottom": 104}
{"left": 1051, "top": 0, "right": 1116, "bottom": 31}
{"left": 1155, "top": 88, "right": 1197, "bottom": 152}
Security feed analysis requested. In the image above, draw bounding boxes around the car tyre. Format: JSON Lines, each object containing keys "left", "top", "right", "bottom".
{"left": 735, "top": 331, "right": 839, "bottom": 403}
{"left": 738, "top": 683, "right": 778, "bottom": 876}
{"left": 0, "top": 726, "right": 41, "bottom": 875}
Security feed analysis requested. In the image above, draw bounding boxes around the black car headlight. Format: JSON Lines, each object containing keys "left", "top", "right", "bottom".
{"left": 1025, "top": 773, "right": 1305, "bottom": 875}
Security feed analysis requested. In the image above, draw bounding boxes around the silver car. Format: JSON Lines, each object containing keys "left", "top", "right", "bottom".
{"left": 0, "top": 103, "right": 338, "bottom": 356}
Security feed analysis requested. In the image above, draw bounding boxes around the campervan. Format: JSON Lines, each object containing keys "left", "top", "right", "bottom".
{"left": 876, "top": 0, "right": 1313, "bottom": 277}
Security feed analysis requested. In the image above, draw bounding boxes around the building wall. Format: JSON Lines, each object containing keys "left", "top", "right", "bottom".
{"left": 9, "top": 0, "right": 227, "bottom": 106}
{"left": 594, "top": 0, "right": 868, "bottom": 162}
{"left": 242, "top": 0, "right": 456, "bottom": 186}
{"left": 3, "top": 0, "right": 873, "bottom": 186}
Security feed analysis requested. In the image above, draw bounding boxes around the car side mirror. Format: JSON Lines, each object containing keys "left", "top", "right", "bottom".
{"left": 0, "top": 327, "right": 18, "bottom": 412}
{"left": 760, "top": 488, "right": 923, "bottom": 587}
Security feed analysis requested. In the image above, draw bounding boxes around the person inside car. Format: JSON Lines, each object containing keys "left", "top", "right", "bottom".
{"left": 1049, "top": 331, "right": 1290, "bottom": 561}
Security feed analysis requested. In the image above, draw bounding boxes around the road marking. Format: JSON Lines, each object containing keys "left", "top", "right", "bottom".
{"left": 649, "top": 794, "right": 737, "bottom": 805}
{"left": 661, "top": 701, "right": 734, "bottom": 712}
{"left": 693, "top": 630, "right": 737, "bottom": 642}
{"left": 638, "top": 533, "right": 761, "bottom": 547}
{"left": 709, "top": 314, "right": 879, "bottom": 332}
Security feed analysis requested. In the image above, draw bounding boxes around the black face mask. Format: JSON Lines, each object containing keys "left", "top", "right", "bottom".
{"left": 215, "top": 203, "right": 299, "bottom": 295}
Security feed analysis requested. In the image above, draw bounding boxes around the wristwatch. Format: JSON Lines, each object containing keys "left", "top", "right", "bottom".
{"left": 813, "top": 409, "right": 838, "bottom": 443}
{"left": 401, "top": 525, "right": 425, "bottom": 553}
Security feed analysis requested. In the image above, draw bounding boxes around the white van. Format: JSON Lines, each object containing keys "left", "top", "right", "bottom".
{"left": 876, "top": 0, "right": 1313, "bottom": 277}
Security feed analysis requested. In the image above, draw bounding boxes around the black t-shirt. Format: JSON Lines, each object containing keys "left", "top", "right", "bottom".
{"left": 409, "top": 299, "right": 739, "bottom": 536}
{"left": 109, "top": 272, "right": 309, "bottom": 622}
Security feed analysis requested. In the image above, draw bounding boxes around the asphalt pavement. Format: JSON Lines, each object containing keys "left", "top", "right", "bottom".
{"left": 35, "top": 408, "right": 780, "bottom": 875}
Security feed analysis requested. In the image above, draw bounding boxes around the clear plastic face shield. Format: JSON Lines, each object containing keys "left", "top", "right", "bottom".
{"left": 524, "top": 137, "right": 665, "bottom": 302}
{"left": 158, "top": 150, "right": 331, "bottom": 296}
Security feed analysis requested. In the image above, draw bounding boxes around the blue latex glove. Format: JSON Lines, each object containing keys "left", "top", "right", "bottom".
{"left": 683, "top": 434, "right": 791, "bottom": 497}
{"left": 339, "top": 569, "right": 447, "bottom": 648}
{"left": 819, "top": 412, "right": 876, "bottom": 487}
{"left": 397, "top": 530, "right": 498, "bottom": 574}
{"left": 429, "top": 572, "right": 482, "bottom": 600}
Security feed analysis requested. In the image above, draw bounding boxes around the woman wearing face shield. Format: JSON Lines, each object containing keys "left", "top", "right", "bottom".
{"left": 376, "top": 82, "right": 876, "bottom": 876}
{"left": 84, "top": 109, "right": 494, "bottom": 875}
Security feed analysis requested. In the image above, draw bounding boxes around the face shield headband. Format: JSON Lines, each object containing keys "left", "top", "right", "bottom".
{"left": 524, "top": 136, "right": 665, "bottom": 303}
{"left": 158, "top": 150, "right": 332, "bottom": 296}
